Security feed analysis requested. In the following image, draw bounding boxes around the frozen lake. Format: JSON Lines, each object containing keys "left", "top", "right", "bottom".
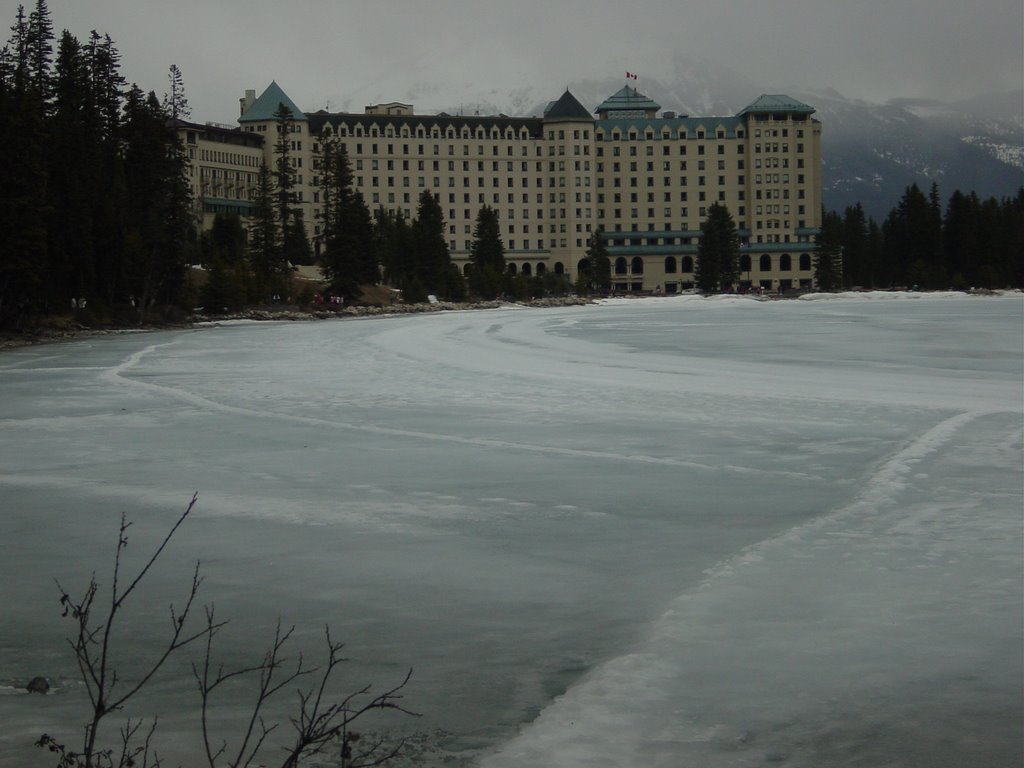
{"left": 1, "top": 293, "right": 1021, "bottom": 766}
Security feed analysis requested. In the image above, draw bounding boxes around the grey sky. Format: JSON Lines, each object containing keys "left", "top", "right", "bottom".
{"left": 22, "top": 0, "right": 1024, "bottom": 123}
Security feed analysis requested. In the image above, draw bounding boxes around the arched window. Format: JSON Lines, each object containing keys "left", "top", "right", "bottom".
{"left": 759, "top": 254, "right": 772, "bottom": 271}
{"left": 508, "top": 263, "right": 518, "bottom": 275}
{"left": 739, "top": 254, "right": 752, "bottom": 272}
{"left": 799, "top": 253, "right": 811, "bottom": 271}
{"left": 522, "top": 263, "right": 532, "bottom": 276}
{"left": 664, "top": 256, "right": 677, "bottom": 274}
{"left": 681, "top": 256, "right": 694, "bottom": 273}
{"left": 780, "top": 254, "right": 792, "bottom": 271}
{"left": 631, "top": 257, "right": 644, "bottom": 275}
{"left": 536, "top": 263, "right": 546, "bottom": 275}
{"left": 615, "top": 257, "right": 628, "bottom": 275}
{"left": 554, "top": 262, "right": 565, "bottom": 275}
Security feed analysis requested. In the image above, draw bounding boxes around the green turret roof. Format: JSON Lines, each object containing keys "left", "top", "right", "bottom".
{"left": 543, "top": 90, "right": 593, "bottom": 121}
{"left": 239, "top": 81, "right": 307, "bottom": 122}
{"left": 596, "top": 86, "right": 661, "bottom": 114}
{"left": 737, "top": 94, "right": 814, "bottom": 116}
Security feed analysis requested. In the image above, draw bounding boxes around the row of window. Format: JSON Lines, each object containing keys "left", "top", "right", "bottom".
{"left": 197, "top": 149, "right": 261, "bottom": 167}
{"left": 612, "top": 254, "right": 813, "bottom": 275}
{"left": 314, "top": 120, "right": 808, "bottom": 144}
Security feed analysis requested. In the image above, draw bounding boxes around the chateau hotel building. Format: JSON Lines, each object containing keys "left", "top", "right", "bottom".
{"left": 183, "top": 81, "right": 823, "bottom": 293}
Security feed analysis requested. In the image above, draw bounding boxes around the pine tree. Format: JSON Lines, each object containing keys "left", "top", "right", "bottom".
{"left": 0, "top": 3, "right": 49, "bottom": 325}
{"left": 468, "top": 205, "right": 505, "bottom": 299}
{"left": 48, "top": 30, "right": 94, "bottom": 305}
{"left": 815, "top": 208, "right": 843, "bottom": 291}
{"left": 318, "top": 140, "right": 377, "bottom": 300}
{"left": 120, "top": 86, "right": 192, "bottom": 320}
{"left": 410, "top": 190, "right": 452, "bottom": 297}
{"left": 282, "top": 209, "right": 312, "bottom": 267}
{"left": 375, "top": 207, "right": 412, "bottom": 290}
{"left": 273, "top": 102, "right": 296, "bottom": 235}
{"left": 82, "top": 31, "right": 126, "bottom": 310}
{"left": 200, "top": 212, "right": 248, "bottom": 311}
{"left": 840, "top": 203, "right": 869, "bottom": 288}
{"left": 164, "top": 63, "right": 189, "bottom": 122}
{"left": 576, "top": 233, "right": 611, "bottom": 294}
{"left": 882, "top": 183, "right": 944, "bottom": 287}
{"left": 695, "top": 203, "right": 739, "bottom": 292}
{"left": 248, "top": 163, "right": 283, "bottom": 301}
{"left": 25, "top": 0, "right": 52, "bottom": 110}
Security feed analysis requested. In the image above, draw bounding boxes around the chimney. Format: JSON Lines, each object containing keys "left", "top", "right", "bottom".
{"left": 239, "top": 89, "right": 256, "bottom": 117}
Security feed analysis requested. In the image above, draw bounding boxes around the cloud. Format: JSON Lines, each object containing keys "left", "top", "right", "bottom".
{"left": 38, "top": 0, "right": 1024, "bottom": 124}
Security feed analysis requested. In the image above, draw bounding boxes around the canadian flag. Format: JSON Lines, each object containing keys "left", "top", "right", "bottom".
{"left": 626, "top": 72, "right": 638, "bottom": 80}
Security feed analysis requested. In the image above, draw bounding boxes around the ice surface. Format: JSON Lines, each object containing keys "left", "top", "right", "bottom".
{"left": 0, "top": 293, "right": 1021, "bottom": 766}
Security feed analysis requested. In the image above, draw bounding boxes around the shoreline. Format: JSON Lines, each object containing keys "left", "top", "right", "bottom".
{"left": 0, "top": 296, "right": 592, "bottom": 351}
{"left": 2, "top": 288, "right": 1018, "bottom": 352}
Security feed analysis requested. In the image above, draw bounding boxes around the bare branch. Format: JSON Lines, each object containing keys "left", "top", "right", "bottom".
{"left": 40, "top": 494, "right": 417, "bottom": 768}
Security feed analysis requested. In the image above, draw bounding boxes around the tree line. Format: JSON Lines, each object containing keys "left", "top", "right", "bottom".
{"left": 0, "top": 1, "right": 194, "bottom": 329}
{"left": 818, "top": 182, "right": 1024, "bottom": 291}
{"left": 694, "top": 184, "right": 1023, "bottom": 294}
{"left": 0, "top": 3, "right": 575, "bottom": 332}
{"left": 1, "top": 2, "right": 1020, "bottom": 331}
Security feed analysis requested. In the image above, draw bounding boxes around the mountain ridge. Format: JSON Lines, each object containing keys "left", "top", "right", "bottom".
{"left": 322, "top": 64, "right": 1022, "bottom": 221}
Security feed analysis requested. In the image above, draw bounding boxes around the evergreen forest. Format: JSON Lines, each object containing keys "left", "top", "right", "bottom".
{"left": 0, "top": 1, "right": 1021, "bottom": 333}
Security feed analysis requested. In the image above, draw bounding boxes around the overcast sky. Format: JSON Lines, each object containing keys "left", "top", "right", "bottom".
{"left": 16, "top": 0, "right": 1024, "bottom": 124}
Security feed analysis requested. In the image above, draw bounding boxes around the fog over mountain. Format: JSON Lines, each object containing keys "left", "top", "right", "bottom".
{"left": 35, "top": 1, "right": 1024, "bottom": 220}
{"left": 368, "top": 59, "right": 1023, "bottom": 222}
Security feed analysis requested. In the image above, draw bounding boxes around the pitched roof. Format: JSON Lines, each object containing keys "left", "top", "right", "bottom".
{"left": 596, "top": 86, "right": 661, "bottom": 114}
{"left": 543, "top": 90, "right": 593, "bottom": 121}
{"left": 737, "top": 94, "right": 815, "bottom": 116}
{"left": 238, "top": 81, "right": 307, "bottom": 122}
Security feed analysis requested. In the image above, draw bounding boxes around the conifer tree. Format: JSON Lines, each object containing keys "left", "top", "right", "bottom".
{"left": 319, "top": 140, "right": 377, "bottom": 300}
{"left": 815, "top": 208, "right": 844, "bottom": 291}
{"left": 273, "top": 102, "right": 296, "bottom": 234}
{"left": 695, "top": 203, "right": 739, "bottom": 292}
{"left": 0, "top": 3, "right": 49, "bottom": 325}
{"left": 164, "top": 63, "right": 189, "bottom": 121}
{"left": 468, "top": 205, "right": 505, "bottom": 298}
{"left": 375, "top": 207, "right": 413, "bottom": 291}
{"left": 840, "top": 203, "right": 869, "bottom": 288}
{"left": 200, "top": 212, "right": 248, "bottom": 311}
{"left": 25, "top": 0, "right": 52, "bottom": 109}
{"left": 248, "top": 163, "right": 284, "bottom": 301}
{"left": 411, "top": 190, "right": 453, "bottom": 297}
{"left": 576, "top": 233, "right": 611, "bottom": 294}
{"left": 120, "top": 86, "right": 191, "bottom": 320}
{"left": 48, "top": 30, "right": 94, "bottom": 304}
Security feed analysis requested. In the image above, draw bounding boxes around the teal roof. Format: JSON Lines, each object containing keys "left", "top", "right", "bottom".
{"left": 738, "top": 94, "right": 814, "bottom": 116}
{"left": 238, "top": 81, "right": 307, "bottom": 122}
{"left": 596, "top": 86, "right": 661, "bottom": 114}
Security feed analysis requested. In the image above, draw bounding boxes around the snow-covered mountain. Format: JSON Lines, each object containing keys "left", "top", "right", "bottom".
{"left": 327, "top": 60, "right": 1023, "bottom": 221}
{"left": 806, "top": 88, "right": 1023, "bottom": 219}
